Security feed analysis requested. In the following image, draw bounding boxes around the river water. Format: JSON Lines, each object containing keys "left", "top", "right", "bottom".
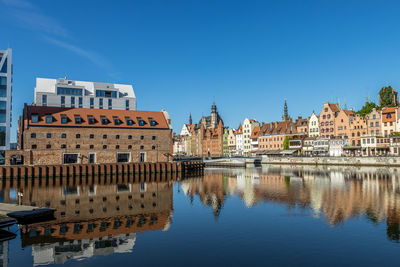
{"left": 0, "top": 165, "right": 399, "bottom": 266}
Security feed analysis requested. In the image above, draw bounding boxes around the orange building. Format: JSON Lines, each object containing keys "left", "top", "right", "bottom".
{"left": 381, "top": 106, "right": 397, "bottom": 137}
{"left": 258, "top": 120, "right": 296, "bottom": 151}
{"left": 198, "top": 120, "right": 225, "bottom": 157}
{"left": 334, "top": 109, "right": 354, "bottom": 138}
{"left": 319, "top": 103, "right": 340, "bottom": 138}
{"left": 349, "top": 114, "right": 368, "bottom": 147}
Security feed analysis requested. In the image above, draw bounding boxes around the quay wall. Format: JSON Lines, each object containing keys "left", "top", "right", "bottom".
{"left": 262, "top": 156, "right": 400, "bottom": 167}
{"left": 0, "top": 161, "right": 204, "bottom": 179}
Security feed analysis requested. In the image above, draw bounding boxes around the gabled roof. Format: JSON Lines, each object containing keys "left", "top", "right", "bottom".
{"left": 250, "top": 126, "right": 261, "bottom": 139}
{"left": 328, "top": 103, "right": 340, "bottom": 112}
{"left": 344, "top": 110, "right": 355, "bottom": 116}
{"left": 25, "top": 106, "right": 170, "bottom": 129}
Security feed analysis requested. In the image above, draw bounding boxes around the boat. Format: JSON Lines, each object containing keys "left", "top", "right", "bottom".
{"left": 7, "top": 208, "right": 55, "bottom": 224}
{"left": 0, "top": 229, "right": 16, "bottom": 242}
{"left": 0, "top": 215, "right": 17, "bottom": 228}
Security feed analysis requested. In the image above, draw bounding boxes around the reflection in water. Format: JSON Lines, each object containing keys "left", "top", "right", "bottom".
{"left": 0, "top": 166, "right": 400, "bottom": 266}
{"left": 0, "top": 178, "right": 173, "bottom": 266}
{"left": 181, "top": 166, "right": 400, "bottom": 242}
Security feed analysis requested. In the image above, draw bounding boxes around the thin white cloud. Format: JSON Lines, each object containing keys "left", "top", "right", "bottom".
{"left": 43, "top": 36, "right": 109, "bottom": 68}
{"left": 1, "top": 0, "right": 114, "bottom": 72}
{"left": 1, "top": 0, "right": 68, "bottom": 37}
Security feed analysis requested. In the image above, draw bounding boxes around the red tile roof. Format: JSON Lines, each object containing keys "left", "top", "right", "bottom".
{"left": 26, "top": 106, "right": 170, "bottom": 129}
{"left": 328, "top": 103, "right": 340, "bottom": 112}
{"left": 250, "top": 126, "right": 261, "bottom": 139}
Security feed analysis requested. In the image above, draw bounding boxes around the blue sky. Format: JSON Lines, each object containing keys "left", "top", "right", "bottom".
{"left": 1, "top": 0, "right": 400, "bottom": 141}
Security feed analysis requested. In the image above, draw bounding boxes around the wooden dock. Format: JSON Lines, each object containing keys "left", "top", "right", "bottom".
{"left": 0, "top": 161, "right": 204, "bottom": 180}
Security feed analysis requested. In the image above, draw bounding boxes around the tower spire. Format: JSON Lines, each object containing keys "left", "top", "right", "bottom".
{"left": 283, "top": 97, "right": 289, "bottom": 121}
{"left": 189, "top": 113, "right": 192, "bottom": 125}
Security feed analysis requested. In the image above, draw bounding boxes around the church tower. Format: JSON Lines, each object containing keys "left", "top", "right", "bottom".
{"left": 282, "top": 98, "right": 290, "bottom": 121}
{"left": 211, "top": 102, "right": 217, "bottom": 128}
{"left": 189, "top": 113, "right": 192, "bottom": 125}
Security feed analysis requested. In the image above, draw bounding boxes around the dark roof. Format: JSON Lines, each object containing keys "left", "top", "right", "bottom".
{"left": 26, "top": 105, "right": 170, "bottom": 129}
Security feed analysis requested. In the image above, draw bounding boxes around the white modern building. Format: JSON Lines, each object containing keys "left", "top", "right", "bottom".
{"left": 0, "top": 48, "right": 12, "bottom": 164}
{"left": 34, "top": 78, "right": 136, "bottom": 110}
{"left": 329, "top": 137, "right": 349, "bottom": 157}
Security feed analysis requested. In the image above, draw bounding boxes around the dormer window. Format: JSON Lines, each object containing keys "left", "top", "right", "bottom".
{"left": 150, "top": 120, "right": 157, "bottom": 126}
{"left": 31, "top": 114, "right": 39, "bottom": 123}
{"left": 126, "top": 117, "right": 134, "bottom": 126}
{"left": 113, "top": 116, "right": 121, "bottom": 125}
{"left": 137, "top": 117, "right": 145, "bottom": 126}
{"left": 46, "top": 115, "right": 53, "bottom": 124}
{"left": 88, "top": 115, "right": 96, "bottom": 125}
{"left": 101, "top": 116, "right": 109, "bottom": 125}
{"left": 74, "top": 115, "right": 82, "bottom": 124}
{"left": 61, "top": 115, "right": 68, "bottom": 124}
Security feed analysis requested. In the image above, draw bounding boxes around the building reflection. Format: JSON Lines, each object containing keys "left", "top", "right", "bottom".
{"left": 0, "top": 177, "right": 173, "bottom": 265}
{"left": 180, "top": 166, "right": 400, "bottom": 242}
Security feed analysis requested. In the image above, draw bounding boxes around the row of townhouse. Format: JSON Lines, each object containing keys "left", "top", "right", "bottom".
{"left": 175, "top": 88, "right": 400, "bottom": 158}
{"left": 224, "top": 101, "right": 400, "bottom": 157}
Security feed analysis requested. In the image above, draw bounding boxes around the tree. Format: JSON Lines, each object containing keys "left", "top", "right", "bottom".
{"left": 379, "top": 86, "right": 396, "bottom": 107}
{"left": 283, "top": 136, "right": 289, "bottom": 150}
{"left": 357, "top": 101, "right": 378, "bottom": 117}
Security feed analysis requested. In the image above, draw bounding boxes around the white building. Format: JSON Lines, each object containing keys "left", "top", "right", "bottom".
{"left": 236, "top": 125, "right": 243, "bottom": 156}
{"left": 308, "top": 111, "right": 319, "bottom": 137}
{"left": 329, "top": 137, "right": 349, "bottom": 157}
{"left": 0, "top": 48, "right": 12, "bottom": 164}
{"left": 34, "top": 78, "right": 136, "bottom": 110}
{"left": 242, "top": 118, "right": 259, "bottom": 156}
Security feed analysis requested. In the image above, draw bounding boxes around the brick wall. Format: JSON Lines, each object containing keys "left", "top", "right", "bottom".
{"left": 16, "top": 127, "right": 172, "bottom": 165}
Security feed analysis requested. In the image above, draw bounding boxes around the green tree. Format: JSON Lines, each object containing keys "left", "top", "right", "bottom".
{"left": 357, "top": 101, "right": 378, "bottom": 117}
{"left": 283, "top": 136, "right": 289, "bottom": 150}
{"left": 379, "top": 86, "right": 396, "bottom": 108}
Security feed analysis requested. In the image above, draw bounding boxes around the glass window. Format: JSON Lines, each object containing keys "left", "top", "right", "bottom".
{"left": 0, "top": 77, "right": 7, "bottom": 97}
{"left": 42, "top": 95, "right": 47, "bottom": 106}
{"left": 75, "top": 116, "right": 82, "bottom": 124}
{"left": 61, "top": 96, "right": 65, "bottom": 107}
{"left": 90, "top": 134, "right": 94, "bottom": 139}
{"left": 71, "top": 97, "right": 75, "bottom": 107}
{"left": 31, "top": 133, "right": 36, "bottom": 138}
{"left": 90, "top": 98, "right": 94, "bottom": 108}
{"left": 101, "top": 117, "right": 108, "bottom": 125}
{"left": 61, "top": 116, "right": 68, "bottom": 124}
{"left": 31, "top": 114, "right": 39, "bottom": 123}
{"left": 96, "top": 90, "right": 117, "bottom": 98}
{"left": 139, "top": 120, "right": 145, "bottom": 126}
{"left": 108, "top": 99, "right": 112, "bottom": 109}
{"left": 150, "top": 120, "right": 157, "bottom": 126}
{"left": 76, "top": 134, "right": 80, "bottom": 139}
{"left": 127, "top": 119, "right": 133, "bottom": 126}
{"left": 46, "top": 115, "right": 53, "bottom": 124}
{"left": 57, "top": 87, "right": 82, "bottom": 96}
{"left": 61, "top": 133, "right": 66, "bottom": 138}
{"left": 126, "top": 100, "right": 129, "bottom": 110}
{"left": 78, "top": 97, "right": 83, "bottom": 108}
{"left": 47, "top": 133, "right": 52, "bottom": 138}
{"left": 99, "top": 98, "right": 103, "bottom": 109}
{"left": 0, "top": 59, "right": 7, "bottom": 73}
{"left": 0, "top": 101, "right": 6, "bottom": 123}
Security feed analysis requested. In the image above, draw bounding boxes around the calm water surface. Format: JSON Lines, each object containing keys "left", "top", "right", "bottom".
{"left": 0, "top": 165, "right": 399, "bottom": 266}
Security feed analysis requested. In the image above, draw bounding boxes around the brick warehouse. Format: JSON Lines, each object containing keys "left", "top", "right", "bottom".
{"left": 6, "top": 104, "right": 173, "bottom": 165}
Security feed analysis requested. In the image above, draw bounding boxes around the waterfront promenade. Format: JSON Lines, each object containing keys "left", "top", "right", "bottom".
{"left": 204, "top": 156, "right": 400, "bottom": 167}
